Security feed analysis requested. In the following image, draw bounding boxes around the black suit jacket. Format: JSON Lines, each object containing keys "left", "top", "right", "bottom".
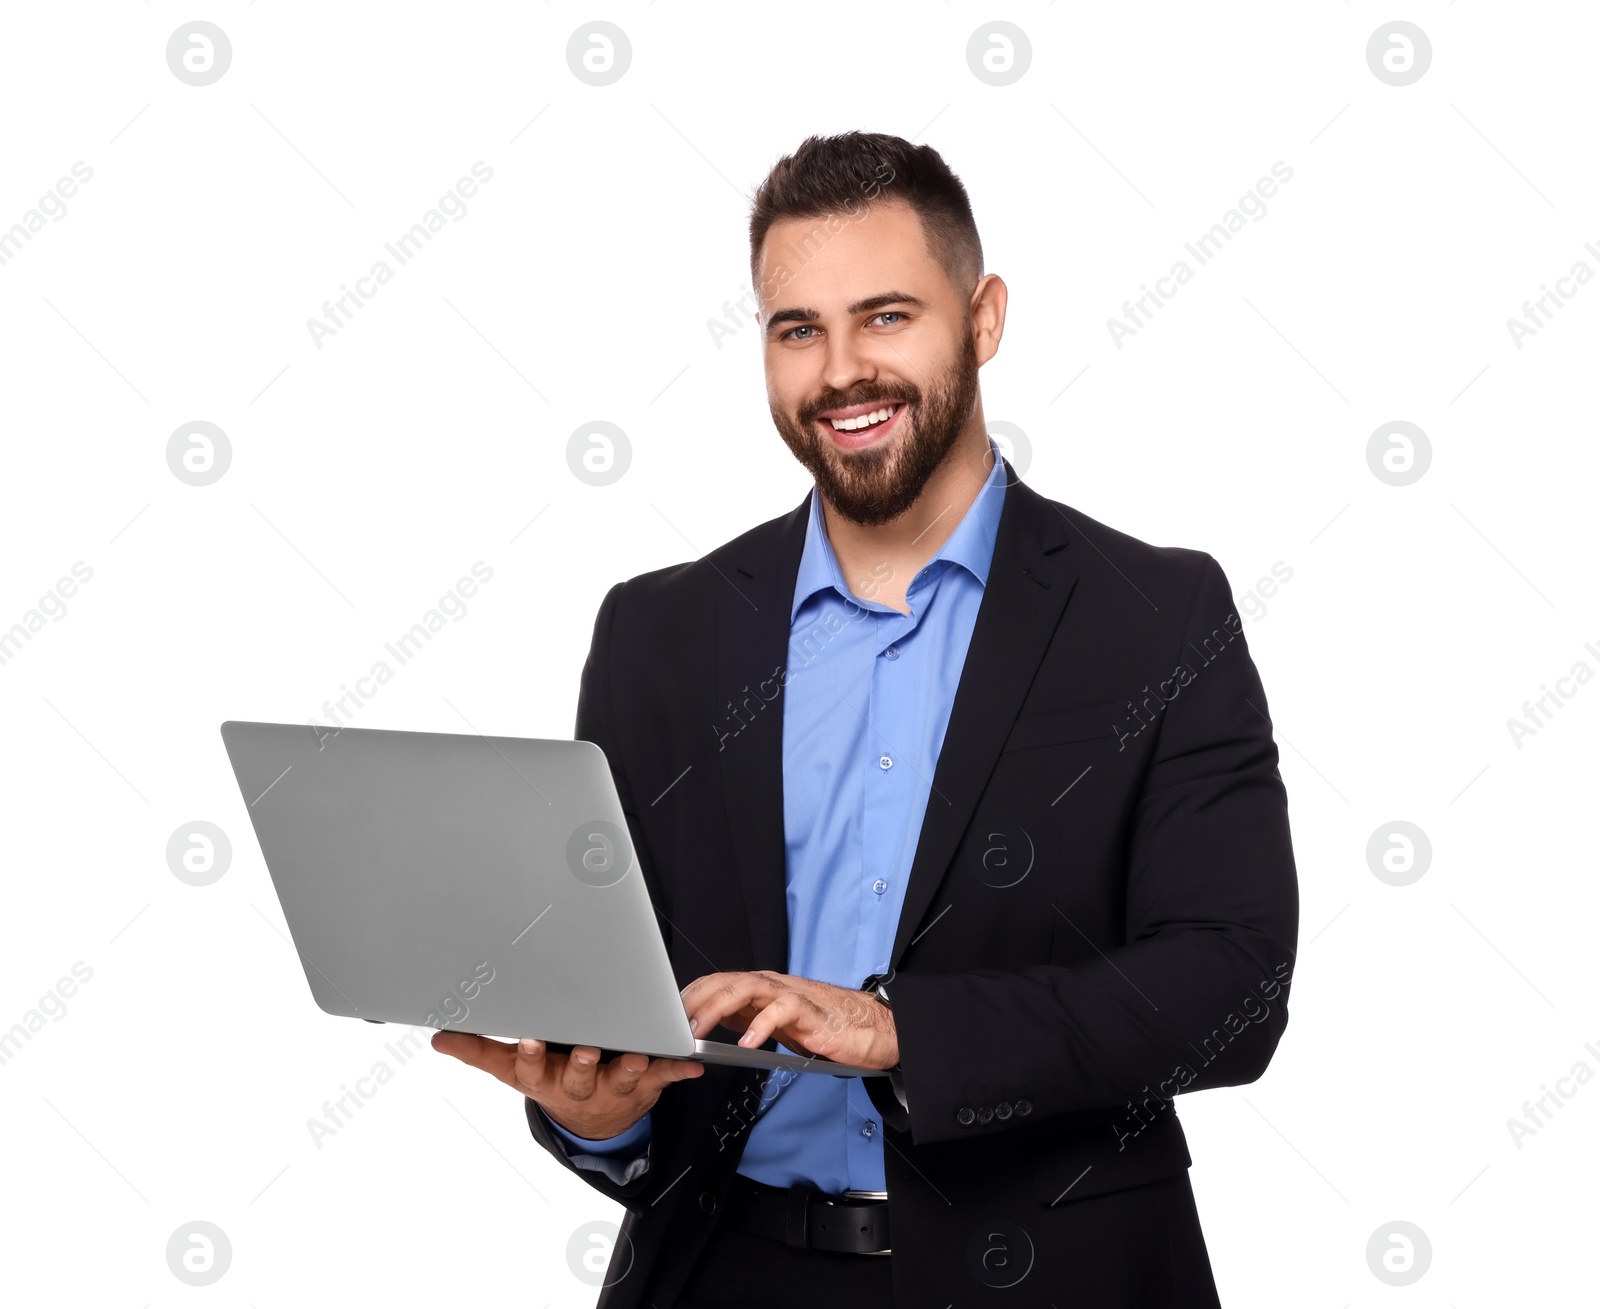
{"left": 525, "top": 466, "right": 1299, "bottom": 1307}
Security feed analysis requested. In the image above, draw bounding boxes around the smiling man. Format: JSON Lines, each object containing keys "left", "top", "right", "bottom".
{"left": 435, "top": 132, "right": 1299, "bottom": 1309}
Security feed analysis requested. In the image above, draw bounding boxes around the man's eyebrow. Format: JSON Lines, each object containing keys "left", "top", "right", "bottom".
{"left": 764, "top": 306, "right": 817, "bottom": 331}
{"left": 847, "top": 292, "right": 927, "bottom": 315}
{"left": 763, "top": 292, "right": 928, "bottom": 333}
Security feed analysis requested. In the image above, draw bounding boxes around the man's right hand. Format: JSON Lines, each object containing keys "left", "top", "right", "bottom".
{"left": 431, "top": 1031, "right": 705, "bottom": 1140}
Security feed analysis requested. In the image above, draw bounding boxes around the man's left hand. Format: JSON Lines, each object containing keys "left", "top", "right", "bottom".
{"left": 679, "top": 971, "right": 899, "bottom": 1071}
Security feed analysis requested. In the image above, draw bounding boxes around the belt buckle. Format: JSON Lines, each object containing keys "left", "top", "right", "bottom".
{"left": 840, "top": 1188, "right": 890, "bottom": 1254}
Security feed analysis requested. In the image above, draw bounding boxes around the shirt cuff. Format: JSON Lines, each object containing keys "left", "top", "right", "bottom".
{"left": 539, "top": 1105, "right": 653, "bottom": 1185}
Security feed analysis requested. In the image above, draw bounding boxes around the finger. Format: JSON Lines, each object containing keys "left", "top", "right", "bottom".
{"left": 685, "top": 973, "right": 779, "bottom": 1040}
{"left": 561, "top": 1045, "right": 603, "bottom": 1101}
{"left": 741, "top": 993, "right": 830, "bottom": 1054}
{"left": 680, "top": 971, "right": 770, "bottom": 1022}
{"left": 636, "top": 1056, "right": 707, "bottom": 1094}
{"left": 431, "top": 1030, "right": 520, "bottom": 1087}
{"left": 512, "top": 1038, "right": 550, "bottom": 1093}
{"left": 601, "top": 1051, "right": 652, "bottom": 1098}
{"left": 731, "top": 994, "right": 792, "bottom": 1050}
{"left": 677, "top": 972, "right": 723, "bottom": 1014}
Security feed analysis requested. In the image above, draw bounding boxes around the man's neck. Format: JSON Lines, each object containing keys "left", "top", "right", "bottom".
{"left": 819, "top": 419, "right": 993, "bottom": 616}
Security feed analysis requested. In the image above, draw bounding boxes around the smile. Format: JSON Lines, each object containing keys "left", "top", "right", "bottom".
{"left": 815, "top": 401, "right": 905, "bottom": 449}
{"left": 830, "top": 403, "right": 899, "bottom": 432}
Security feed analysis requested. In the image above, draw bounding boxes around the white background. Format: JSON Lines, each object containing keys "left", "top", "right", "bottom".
{"left": 2, "top": 2, "right": 1596, "bottom": 1305}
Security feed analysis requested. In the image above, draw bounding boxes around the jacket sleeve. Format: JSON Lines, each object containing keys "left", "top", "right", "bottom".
{"left": 887, "top": 554, "right": 1300, "bottom": 1147}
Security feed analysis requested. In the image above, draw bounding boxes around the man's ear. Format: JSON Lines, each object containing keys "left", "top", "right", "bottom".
{"left": 970, "top": 273, "right": 1008, "bottom": 366}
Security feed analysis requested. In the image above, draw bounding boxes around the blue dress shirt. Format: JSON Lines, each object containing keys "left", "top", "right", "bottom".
{"left": 542, "top": 441, "right": 1007, "bottom": 1190}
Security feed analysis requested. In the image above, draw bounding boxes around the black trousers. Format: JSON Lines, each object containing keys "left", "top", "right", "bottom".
{"left": 674, "top": 1171, "right": 1221, "bottom": 1308}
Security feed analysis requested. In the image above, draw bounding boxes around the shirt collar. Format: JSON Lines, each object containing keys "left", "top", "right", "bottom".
{"left": 790, "top": 436, "right": 1009, "bottom": 621}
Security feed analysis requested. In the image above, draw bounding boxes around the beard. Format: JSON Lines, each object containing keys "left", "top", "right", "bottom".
{"left": 770, "top": 323, "right": 980, "bottom": 527}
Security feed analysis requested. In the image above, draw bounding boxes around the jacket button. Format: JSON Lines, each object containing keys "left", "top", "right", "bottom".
{"left": 976, "top": 1104, "right": 995, "bottom": 1125}
{"left": 1014, "top": 1098, "right": 1033, "bottom": 1117}
{"left": 995, "top": 1100, "right": 1013, "bottom": 1120}
{"left": 698, "top": 1191, "right": 717, "bottom": 1213}
{"left": 956, "top": 1105, "right": 976, "bottom": 1127}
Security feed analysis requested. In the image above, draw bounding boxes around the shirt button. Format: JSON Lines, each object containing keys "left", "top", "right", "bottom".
{"left": 861, "top": 1121, "right": 876, "bottom": 1138}
{"left": 956, "top": 1106, "right": 976, "bottom": 1127}
{"left": 872, "top": 878, "right": 888, "bottom": 895}
{"left": 884, "top": 645, "right": 899, "bottom": 660}
{"left": 878, "top": 755, "right": 893, "bottom": 771}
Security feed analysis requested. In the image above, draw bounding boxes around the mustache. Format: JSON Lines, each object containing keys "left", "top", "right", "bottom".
{"left": 798, "top": 384, "right": 920, "bottom": 427}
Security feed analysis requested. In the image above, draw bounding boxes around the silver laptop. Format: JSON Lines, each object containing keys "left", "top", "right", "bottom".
{"left": 220, "top": 720, "right": 875, "bottom": 1079}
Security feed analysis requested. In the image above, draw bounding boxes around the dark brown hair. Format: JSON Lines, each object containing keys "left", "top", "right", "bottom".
{"left": 748, "top": 132, "right": 984, "bottom": 294}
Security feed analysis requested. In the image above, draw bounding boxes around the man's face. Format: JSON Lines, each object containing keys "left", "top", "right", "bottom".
{"left": 758, "top": 200, "right": 980, "bottom": 526}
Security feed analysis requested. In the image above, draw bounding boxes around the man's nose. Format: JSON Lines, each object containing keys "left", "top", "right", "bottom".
{"left": 819, "top": 334, "right": 877, "bottom": 397}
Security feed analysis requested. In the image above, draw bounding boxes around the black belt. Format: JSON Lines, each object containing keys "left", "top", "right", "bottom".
{"left": 722, "top": 1174, "right": 891, "bottom": 1255}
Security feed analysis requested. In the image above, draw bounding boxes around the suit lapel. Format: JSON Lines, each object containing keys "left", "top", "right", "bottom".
{"left": 888, "top": 471, "right": 1078, "bottom": 970}
{"left": 715, "top": 493, "right": 811, "bottom": 973}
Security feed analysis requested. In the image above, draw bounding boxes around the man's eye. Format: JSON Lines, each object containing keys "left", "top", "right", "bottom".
{"left": 872, "top": 312, "right": 906, "bottom": 326}
{"left": 781, "top": 324, "right": 818, "bottom": 341}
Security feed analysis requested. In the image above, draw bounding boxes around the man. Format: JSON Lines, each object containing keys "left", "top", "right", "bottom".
{"left": 434, "top": 132, "right": 1299, "bottom": 1308}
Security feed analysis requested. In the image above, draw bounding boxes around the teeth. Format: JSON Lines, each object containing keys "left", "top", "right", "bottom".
{"left": 830, "top": 405, "right": 896, "bottom": 432}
